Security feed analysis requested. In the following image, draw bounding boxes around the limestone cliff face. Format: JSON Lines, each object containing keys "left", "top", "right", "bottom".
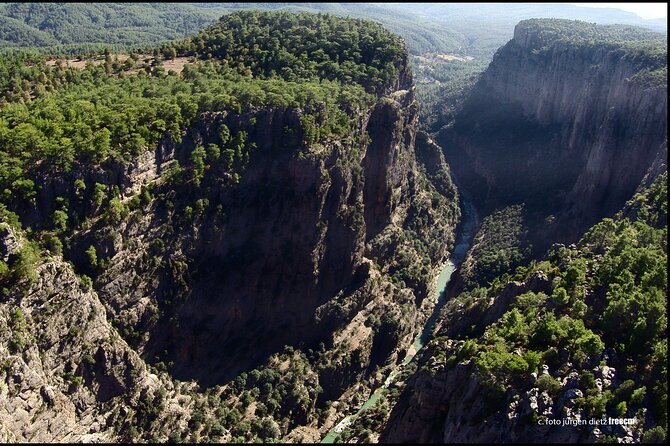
{"left": 441, "top": 19, "right": 667, "bottom": 250}
{"left": 378, "top": 20, "right": 667, "bottom": 444}
{"left": 0, "top": 247, "right": 194, "bottom": 442}
{"left": 55, "top": 62, "right": 459, "bottom": 394}
{"left": 0, "top": 11, "right": 465, "bottom": 440}
{"left": 1, "top": 50, "right": 459, "bottom": 440}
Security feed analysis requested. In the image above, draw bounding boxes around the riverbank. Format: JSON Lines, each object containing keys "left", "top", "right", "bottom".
{"left": 321, "top": 191, "right": 479, "bottom": 443}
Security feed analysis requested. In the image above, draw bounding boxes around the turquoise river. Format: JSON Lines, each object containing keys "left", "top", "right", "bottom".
{"left": 321, "top": 191, "right": 479, "bottom": 443}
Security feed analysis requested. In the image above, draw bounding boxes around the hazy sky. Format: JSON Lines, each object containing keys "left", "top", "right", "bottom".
{"left": 571, "top": 3, "right": 667, "bottom": 19}
{"left": 382, "top": 3, "right": 668, "bottom": 20}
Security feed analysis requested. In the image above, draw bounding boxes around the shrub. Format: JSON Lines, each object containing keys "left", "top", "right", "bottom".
{"left": 85, "top": 245, "right": 98, "bottom": 268}
{"left": 81, "top": 274, "right": 93, "bottom": 289}
{"left": 46, "top": 235, "right": 63, "bottom": 255}
{"left": 536, "top": 374, "right": 562, "bottom": 396}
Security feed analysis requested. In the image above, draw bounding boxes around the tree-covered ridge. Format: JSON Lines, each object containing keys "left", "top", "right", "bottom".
{"left": 0, "top": 15, "right": 59, "bottom": 48}
{"left": 514, "top": 19, "right": 667, "bottom": 82}
{"left": 0, "top": 59, "right": 373, "bottom": 208}
{"left": 516, "top": 19, "right": 667, "bottom": 78}
{"left": 1, "top": 10, "right": 407, "bottom": 257}
{"left": 516, "top": 18, "right": 666, "bottom": 47}
{"left": 458, "top": 204, "right": 531, "bottom": 290}
{"left": 422, "top": 171, "right": 667, "bottom": 441}
{"left": 0, "top": 2, "right": 223, "bottom": 49}
{"left": 173, "top": 10, "right": 408, "bottom": 94}
{"left": 0, "top": 2, "right": 468, "bottom": 58}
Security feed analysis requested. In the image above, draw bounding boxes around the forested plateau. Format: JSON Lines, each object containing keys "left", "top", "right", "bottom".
{"left": 0, "top": 6, "right": 666, "bottom": 445}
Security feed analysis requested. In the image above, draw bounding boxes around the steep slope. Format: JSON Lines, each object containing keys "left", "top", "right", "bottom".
{"left": 0, "top": 11, "right": 459, "bottom": 442}
{"left": 440, "top": 19, "right": 667, "bottom": 258}
{"left": 330, "top": 19, "right": 667, "bottom": 444}
{"left": 63, "top": 11, "right": 459, "bottom": 387}
{"left": 380, "top": 168, "right": 667, "bottom": 443}
{"left": 0, "top": 224, "right": 196, "bottom": 442}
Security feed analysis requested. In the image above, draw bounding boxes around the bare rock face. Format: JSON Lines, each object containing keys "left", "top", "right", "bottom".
{"left": 51, "top": 60, "right": 460, "bottom": 397}
{"left": 178, "top": 90, "right": 449, "bottom": 386}
{"left": 363, "top": 89, "right": 418, "bottom": 240}
{"left": 0, "top": 223, "right": 22, "bottom": 262}
{"left": 1, "top": 44, "right": 460, "bottom": 441}
{"left": 0, "top": 252, "right": 190, "bottom": 442}
{"left": 440, "top": 19, "right": 667, "bottom": 252}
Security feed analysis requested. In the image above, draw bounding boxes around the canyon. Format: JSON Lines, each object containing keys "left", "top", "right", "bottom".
{"left": 0, "top": 10, "right": 666, "bottom": 445}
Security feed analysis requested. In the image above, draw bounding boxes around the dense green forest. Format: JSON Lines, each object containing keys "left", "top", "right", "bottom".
{"left": 427, "top": 172, "right": 668, "bottom": 440}
{"left": 173, "top": 11, "right": 406, "bottom": 94}
{"left": 0, "top": 11, "right": 400, "bottom": 288}
{"left": 515, "top": 18, "right": 666, "bottom": 46}
{"left": 412, "top": 55, "right": 488, "bottom": 132}
{"left": 458, "top": 204, "right": 531, "bottom": 290}
{"left": 2, "top": 3, "right": 664, "bottom": 57}
{"left": 2, "top": 3, "right": 664, "bottom": 135}
{"left": 0, "top": 3, "right": 223, "bottom": 51}
{"left": 0, "top": 2, "right": 463, "bottom": 57}
{"left": 0, "top": 5, "right": 666, "bottom": 443}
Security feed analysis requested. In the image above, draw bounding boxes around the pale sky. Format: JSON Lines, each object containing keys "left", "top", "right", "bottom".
{"left": 571, "top": 3, "right": 667, "bottom": 19}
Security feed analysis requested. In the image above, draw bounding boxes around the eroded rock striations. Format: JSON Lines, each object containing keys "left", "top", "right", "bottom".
{"left": 440, "top": 19, "right": 667, "bottom": 254}
{"left": 76, "top": 61, "right": 458, "bottom": 387}
{"left": 0, "top": 12, "right": 459, "bottom": 442}
{"left": 378, "top": 20, "right": 667, "bottom": 445}
{"left": 0, "top": 253, "right": 195, "bottom": 442}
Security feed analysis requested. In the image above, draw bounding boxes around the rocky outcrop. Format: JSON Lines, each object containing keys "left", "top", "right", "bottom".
{"left": 49, "top": 59, "right": 460, "bottom": 400}
{"left": 440, "top": 19, "right": 667, "bottom": 252}
{"left": 379, "top": 153, "right": 667, "bottom": 444}
{"left": 0, "top": 245, "right": 193, "bottom": 442}
{"left": 380, "top": 268, "right": 640, "bottom": 444}
{"left": 383, "top": 357, "right": 638, "bottom": 443}
{"left": 363, "top": 89, "right": 418, "bottom": 240}
{"left": 1, "top": 22, "right": 460, "bottom": 441}
{"left": 0, "top": 222, "right": 22, "bottom": 262}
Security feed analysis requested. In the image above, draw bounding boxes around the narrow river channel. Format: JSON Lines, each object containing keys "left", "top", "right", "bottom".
{"left": 321, "top": 190, "right": 480, "bottom": 443}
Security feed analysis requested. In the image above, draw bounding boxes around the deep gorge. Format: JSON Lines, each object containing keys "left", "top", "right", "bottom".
{"left": 0, "top": 8, "right": 666, "bottom": 444}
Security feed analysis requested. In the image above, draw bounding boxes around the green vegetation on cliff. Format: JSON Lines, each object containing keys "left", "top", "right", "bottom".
{"left": 516, "top": 18, "right": 666, "bottom": 46}
{"left": 458, "top": 204, "right": 530, "bottom": 289}
{"left": 418, "top": 171, "right": 667, "bottom": 441}
{"left": 0, "top": 9, "right": 465, "bottom": 443}
{"left": 511, "top": 19, "right": 667, "bottom": 93}
{"left": 0, "top": 64, "right": 371, "bottom": 188}
{"left": 0, "top": 13, "right": 409, "bottom": 380}
{"left": 173, "top": 10, "right": 407, "bottom": 94}
{"left": 0, "top": 10, "right": 404, "bottom": 242}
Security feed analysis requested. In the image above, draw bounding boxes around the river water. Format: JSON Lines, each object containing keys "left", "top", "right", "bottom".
{"left": 321, "top": 191, "right": 479, "bottom": 443}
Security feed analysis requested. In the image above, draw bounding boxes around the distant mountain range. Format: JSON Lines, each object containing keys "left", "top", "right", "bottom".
{"left": 0, "top": 2, "right": 665, "bottom": 57}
